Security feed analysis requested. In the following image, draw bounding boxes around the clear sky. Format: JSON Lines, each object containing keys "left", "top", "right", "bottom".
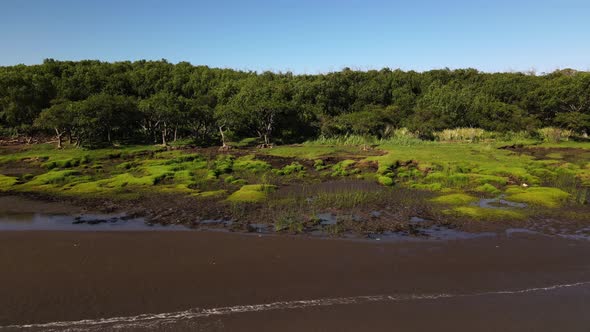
{"left": 1, "top": 0, "right": 588, "bottom": 73}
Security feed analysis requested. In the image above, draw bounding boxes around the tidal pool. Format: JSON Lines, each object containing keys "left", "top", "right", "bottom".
{"left": 0, "top": 212, "right": 189, "bottom": 231}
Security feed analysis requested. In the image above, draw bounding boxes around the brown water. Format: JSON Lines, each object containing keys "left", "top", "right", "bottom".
{"left": 1, "top": 196, "right": 590, "bottom": 331}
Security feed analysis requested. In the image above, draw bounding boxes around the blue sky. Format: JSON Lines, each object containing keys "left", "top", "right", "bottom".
{"left": 1, "top": 0, "right": 588, "bottom": 73}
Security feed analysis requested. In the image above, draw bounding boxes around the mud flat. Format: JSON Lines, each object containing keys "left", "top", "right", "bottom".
{"left": 0, "top": 228, "right": 590, "bottom": 331}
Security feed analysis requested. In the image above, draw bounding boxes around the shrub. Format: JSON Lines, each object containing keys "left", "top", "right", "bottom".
{"left": 227, "top": 184, "right": 276, "bottom": 203}
{"left": 537, "top": 127, "right": 573, "bottom": 143}
{"left": 377, "top": 175, "right": 394, "bottom": 186}
{"left": 275, "top": 162, "right": 305, "bottom": 175}
{"left": 434, "top": 128, "right": 487, "bottom": 142}
{"left": 331, "top": 160, "right": 358, "bottom": 177}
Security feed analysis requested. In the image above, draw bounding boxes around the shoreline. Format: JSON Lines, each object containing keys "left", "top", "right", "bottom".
{"left": 1, "top": 191, "right": 589, "bottom": 243}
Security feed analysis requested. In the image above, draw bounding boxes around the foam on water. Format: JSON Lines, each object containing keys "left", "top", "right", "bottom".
{"left": 3, "top": 281, "right": 589, "bottom": 331}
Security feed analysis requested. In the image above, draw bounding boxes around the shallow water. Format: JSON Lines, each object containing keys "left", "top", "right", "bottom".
{"left": 474, "top": 196, "right": 527, "bottom": 209}
{"left": 368, "top": 226, "right": 495, "bottom": 242}
{"left": 0, "top": 212, "right": 189, "bottom": 231}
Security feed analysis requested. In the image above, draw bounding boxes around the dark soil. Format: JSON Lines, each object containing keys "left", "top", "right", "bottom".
{"left": 0, "top": 231, "right": 589, "bottom": 330}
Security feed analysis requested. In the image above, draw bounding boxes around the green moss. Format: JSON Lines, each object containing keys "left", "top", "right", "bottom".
{"left": 0, "top": 174, "right": 18, "bottom": 191}
{"left": 411, "top": 182, "right": 443, "bottom": 191}
{"left": 26, "top": 170, "right": 81, "bottom": 186}
{"left": 165, "top": 154, "right": 204, "bottom": 164}
{"left": 193, "top": 189, "right": 227, "bottom": 199}
{"left": 233, "top": 155, "right": 271, "bottom": 173}
{"left": 505, "top": 186, "right": 570, "bottom": 207}
{"left": 275, "top": 162, "right": 305, "bottom": 176}
{"left": 0, "top": 145, "right": 161, "bottom": 166}
{"left": 450, "top": 206, "right": 525, "bottom": 220}
{"left": 424, "top": 172, "right": 446, "bottom": 183}
{"left": 431, "top": 193, "right": 478, "bottom": 205}
{"left": 470, "top": 174, "right": 508, "bottom": 186}
{"left": 485, "top": 166, "right": 540, "bottom": 185}
{"left": 528, "top": 168, "right": 556, "bottom": 179}
{"left": 422, "top": 171, "right": 475, "bottom": 188}
{"left": 212, "top": 155, "right": 234, "bottom": 174}
{"left": 117, "top": 161, "right": 139, "bottom": 170}
{"left": 331, "top": 160, "right": 358, "bottom": 177}
{"left": 227, "top": 184, "right": 276, "bottom": 203}
{"left": 476, "top": 183, "right": 501, "bottom": 195}
{"left": 65, "top": 181, "right": 107, "bottom": 195}
{"left": 174, "top": 170, "right": 194, "bottom": 183}
{"left": 224, "top": 175, "right": 247, "bottom": 185}
{"left": 377, "top": 175, "right": 394, "bottom": 186}
{"left": 313, "top": 159, "right": 328, "bottom": 171}
{"left": 103, "top": 173, "right": 156, "bottom": 187}
{"left": 396, "top": 168, "right": 422, "bottom": 181}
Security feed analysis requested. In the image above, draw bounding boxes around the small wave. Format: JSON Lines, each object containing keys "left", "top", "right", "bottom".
{"left": 3, "top": 281, "right": 589, "bottom": 331}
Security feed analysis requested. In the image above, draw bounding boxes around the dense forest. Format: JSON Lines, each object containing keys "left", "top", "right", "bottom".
{"left": 0, "top": 59, "right": 589, "bottom": 147}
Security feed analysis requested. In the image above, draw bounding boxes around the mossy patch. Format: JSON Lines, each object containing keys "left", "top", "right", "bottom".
{"left": 193, "top": 190, "right": 227, "bottom": 199}
{"left": 331, "top": 160, "right": 358, "bottom": 177}
{"left": 233, "top": 155, "right": 271, "bottom": 173}
{"left": 377, "top": 175, "right": 394, "bottom": 186}
{"left": 275, "top": 162, "right": 305, "bottom": 176}
{"left": 227, "top": 184, "right": 276, "bottom": 203}
{"left": 26, "top": 170, "right": 81, "bottom": 186}
{"left": 431, "top": 193, "right": 478, "bottom": 205}
{"left": 313, "top": 159, "right": 329, "bottom": 171}
{"left": 470, "top": 174, "right": 508, "bottom": 186}
{"left": 450, "top": 206, "right": 525, "bottom": 220}
{"left": 411, "top": 182, "right": 443, "bottom": 191}
{"left": 475, "top": 183, "right": 501, "bottom": 195}
{"left": 505, "top": 186, "right": 570, "bottom": 208}
{"left": 0, "top": 174, "right": 18, "bottom": 191}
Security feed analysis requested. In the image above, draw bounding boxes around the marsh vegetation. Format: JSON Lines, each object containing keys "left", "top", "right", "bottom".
{"left": 1, "top": 134, "right": 588, "bottom": 239}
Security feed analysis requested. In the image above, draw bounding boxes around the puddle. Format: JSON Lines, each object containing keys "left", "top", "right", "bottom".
{"left": 0, "top": 212, "right": 189, "bottom": 231}
{"left": 505, "top": 228, "right": 541, "bottom": 237}
{"left": 368, "top": 225, "right": 496, "bottom": 242}
{"left": 474, "top": 196, "right": 527, "bottom": 209}
{"left": 247, "top": 223, "right": 272, "bottom": 233}
{"left": 317, "top": 213, "right": 338, "bottom": 226}
{"left": 557, "top": 226, "right": 590, "bottom": 241}
{"left": 409, "top": 216, "right": 432, "bottom": 223}
{"left": 370, "top": 211, "right": 382, "bottom": 218}
{"left": 199, "top": 219, "right": 234, "bottom": 227}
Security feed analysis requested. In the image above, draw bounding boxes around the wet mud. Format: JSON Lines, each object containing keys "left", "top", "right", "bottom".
{"left": 0, "top": 230, "right": 589, "bottom": 331}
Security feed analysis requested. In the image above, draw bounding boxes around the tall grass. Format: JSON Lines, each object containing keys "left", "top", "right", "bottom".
{"left": 537, "top": 127, "right": 573, "bottom": 143}
{"left": 434, "top": 128, "right": 487, "bottom": 142}
{"left": 379, "top": 128, "right": 425, "bottom": 146}
{"left": 304, "top": 135, "right": 374, "bottom": 146}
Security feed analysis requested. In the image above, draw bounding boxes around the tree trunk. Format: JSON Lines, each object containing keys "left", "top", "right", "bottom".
{"left": 174, "top": 126, "right": 177, "bottom": 142}
{"left": 162, "top": 122, "right": 167, "bottom": 146}
{"left": 219, "top": 126, "right": 227, "bottom": 147}
{"left": 55, "top": 128, "right": 63, "bottom": 149}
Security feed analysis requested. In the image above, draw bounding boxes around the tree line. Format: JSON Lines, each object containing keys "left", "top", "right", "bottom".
{"left": 1, "top": 59, "right": 589, "bottom": 147}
